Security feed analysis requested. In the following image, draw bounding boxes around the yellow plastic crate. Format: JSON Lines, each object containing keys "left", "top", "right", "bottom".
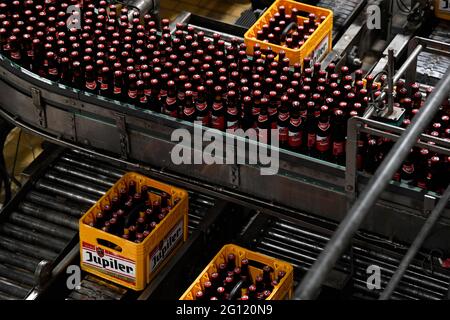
{"left": 244, "top": 0, "right": 333, "bottom": 66}
{"left": 79, "top": 172, "right": 189, "bottom": 291}
{"left": 435, "top": 0, "right": 450, "bottom": 20}
{"left": 180, "top": 244, "right": 294, "bottom": 300}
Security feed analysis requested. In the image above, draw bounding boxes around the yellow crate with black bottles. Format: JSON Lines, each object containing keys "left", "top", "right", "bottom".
{"left": 79, "top": 172, "right": 189, "bottom": 291}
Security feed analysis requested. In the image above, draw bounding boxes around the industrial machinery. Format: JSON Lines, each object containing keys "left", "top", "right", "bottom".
{"left": 0, "top": 0, "right": 449, "bottom": 300}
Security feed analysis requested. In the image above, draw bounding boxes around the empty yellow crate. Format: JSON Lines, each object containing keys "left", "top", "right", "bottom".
{"left": 180, "top": 244, "right": 294, "bottom": 300}
{"left": 244, "top": 0, "right": 333, "bottom": 66}
{"left": 79, "top": 172, "right": 189, "bottom": 291}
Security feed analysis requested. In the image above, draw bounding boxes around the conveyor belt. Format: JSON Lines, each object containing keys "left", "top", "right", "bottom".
{"left": 0, "top": 148, "right": 217, "bottom": 300}
{"left": 65, "top": 275, "right": 127, "bottom": 301}
{"left": 251, "top": 216, "right": 450, "bottom": 300}
{"left": 0, "top": 149, "right": 104, "bottom": 299}
{"left": 417, "top": 21, "right": 450, "bottom": 85}
{"left": 316, "top": 0, "right": 366, "bottom": 39}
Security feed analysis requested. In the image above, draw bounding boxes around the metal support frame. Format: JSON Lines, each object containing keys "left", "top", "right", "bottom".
{"left": 355, "top": 37, "right": 450, "bottom": 198}
{"left": 295, "top": 60, "right": 450, "bottom": 299}
{"left": 364, "top": 36, "right": 450, "bottom": 119}
{"left": 345, "top": 116, "right": 450, "bottom": 203}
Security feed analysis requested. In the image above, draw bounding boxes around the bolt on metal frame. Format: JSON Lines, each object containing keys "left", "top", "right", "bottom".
{"left": 295, "top": 37, "right": 450, "bottom": 300}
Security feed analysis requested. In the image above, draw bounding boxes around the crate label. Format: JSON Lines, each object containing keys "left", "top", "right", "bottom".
{"left": 82, "top": 242, "right": 136, "bottom": 284}
{"left": 438, "top": 0, "right": 450, "bottom": 11}
{"left": 149, "top": 220, "right": 184, "bottom": 272}
{"left": 311, "top": 36, "right": 330, "bottom": 63}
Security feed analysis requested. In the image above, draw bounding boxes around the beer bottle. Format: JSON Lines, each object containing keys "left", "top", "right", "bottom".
{"left": 84, "top": 65, "right": 98, "bottom": 94}
{"left": 429, "top": 156, "right": 443, "bottom": 193}
{"left": 211, "top": 86, "right": 225, "bottom": 131}
{"left": 136, "top": 80, "right": 148, "bottom": 109}
{"left": 400, "top": 150, "right": 416, "bottom": 185}
{"left": 416, "top": 148, "right": 430, "bottom": 190}
{"left": 224, "top": 276, "right": 234, "bottom": 293}
{"left": 248, "top": 284, "right": 257, "bottom": 300}
{"left": 277, "top": 271, "right": 286, "bottom": 281}
{"left": 135, "top": 233, "right": 144, "bottom": 243}
{"left": 98, "top": 66, "right": 112, "bottom": 97}
{"left": 257, "top": 97, "right": 270, "bottom": 143}
{"left": 218, "top": 263, "right": 227, "bottom": 282}
{"left": 195, "top": 291, "right": 205, "bottom": 300}
{"left": 262, "top": 290, "right": 271, "bottom": 300}
{"left": 210, "top": 272, "right": 221, "bottom": 289}
{"left": 365, "top": 138, "right": 379, "bottom": 174}
{"left": 216, "top": 287, "right": 226, "bottom": 300}
{"left": 182, "top": 91, "right": 196, "bottom": 122}
{"left": 277, "top": 95, "right": 290, "bottom": 148}
{"left": 94, "top": 211, "right": 105, "bottom": 229}
{"left": 305, "top": 102, "right": 317, "bottom": 156}
{"left": 227, "top": 253, "right": 236, "bottom": 271}
{"left": 262, "top": 265, "right": 272, "bottom": 289}
{"left": 162, "top": 80, "right": 178, "bottom": 118}
{"left": 149, "top": 79, "right": 162, "bottom": 113}
{"left": 225, "top": 91, "right": 239, "bottom": 131}
{"left": 112, "top": 70, "right": 125, "bottom": 101}
{"left": 331, "top": 109, "right": 346, "bottom": 165}
{"left": 255, "top": 275, "right": 264, "bottom": 293}
{"left": 288, "top": 101, "right": 304, "bottom": 151}
{"left": 195, "top": 86, "right": 210, "bottom": 126}
{"left": 315, "top": 105, "right": 331, "bottom": 160}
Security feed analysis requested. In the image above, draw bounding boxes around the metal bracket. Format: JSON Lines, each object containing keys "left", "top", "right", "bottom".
{"left": 31, "top": 88, "right": 47, "bottom": 128}
{"left": 115, "top": 113, "right": 130, "bottom": 160}
{"left": 373, "top": 48, "right": 406, "bottom": 121}
{"left": 34, "top": 260, "right": 52, "bottom": 290}
{"left": 423, "top": 194, "right": 436, "bottom": 217}
{"left": 373, "top": 105, "right": 406, "bottom": 122}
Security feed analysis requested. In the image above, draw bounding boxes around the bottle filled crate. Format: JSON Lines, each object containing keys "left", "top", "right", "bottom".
{"left": 244, "top": 0, "right": 333, "bottom": 65}
{"left": 180, "top": 244, "right": 293, "bottom": 300}
{"left": 79, "top": 172, "right": 189, "bottom": 291}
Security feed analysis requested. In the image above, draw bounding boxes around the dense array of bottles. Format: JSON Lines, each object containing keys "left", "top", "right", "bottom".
{"left": 87, "top": 179, "right": 177, "bottom": 243}
{"left": 254, "top": 6, "right": 325, "bottom": 49}
{"left": 359, "top": 82, "right": 449, "bottom": 194}
{"left": 0, "top": 0, "right": 448, "bottom": 193}
{"left": 194, "top": 253, "right": 285, "bottom": 300}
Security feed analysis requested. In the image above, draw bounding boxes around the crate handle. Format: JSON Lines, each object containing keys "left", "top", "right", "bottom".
{"left": 97, "top": 238, "right": 123, "bottom": 252}
{"left": 281, "top": 21, "right": 298, "bottom": 42}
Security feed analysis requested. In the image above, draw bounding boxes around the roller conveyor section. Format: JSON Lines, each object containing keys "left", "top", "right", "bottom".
{"left": 315, "top": 0, "right": 366, "bottom": 39}
{"left": 417, "top": 21, "right": 450, "bottom": 85}
{"left": 251, "top": 217, "right": 450, "bottom": 300}
{"left": 0, "top": 149, "right": 120, "bottom": 299}
{"left": 66, "top": 275, "right": 128, "bottom": 301}
{"left": 0, "top": 147, "right": 219, "bottom": 300}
